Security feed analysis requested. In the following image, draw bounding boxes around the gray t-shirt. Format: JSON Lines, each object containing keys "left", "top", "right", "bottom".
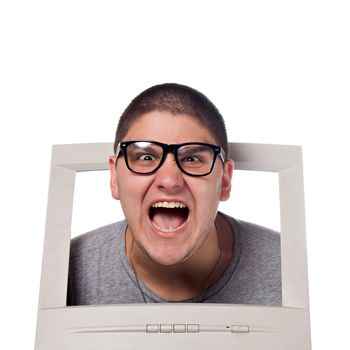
{"left": 67, "top": 213, "right": 281, "bottom": 305}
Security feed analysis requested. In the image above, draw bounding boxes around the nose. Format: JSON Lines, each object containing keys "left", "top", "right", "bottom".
{"left": 153, "top": 153, "right": 184, "bottom": 193}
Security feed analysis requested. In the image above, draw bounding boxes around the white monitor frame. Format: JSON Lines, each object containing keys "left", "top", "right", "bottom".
{"left": 35, "top": 142, "right": 311, "bottom": 350}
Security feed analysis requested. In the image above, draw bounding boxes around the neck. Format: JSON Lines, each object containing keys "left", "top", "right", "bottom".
{"left": 126, "top": 214, "right": 233, "bottom": 301}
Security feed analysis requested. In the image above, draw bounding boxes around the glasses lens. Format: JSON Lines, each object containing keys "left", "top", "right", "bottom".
{"left": 126, "top": 142, "right": 163, "bottom": 173}
{"left": 177, "top": 144, "right": 215, "bottom": 175}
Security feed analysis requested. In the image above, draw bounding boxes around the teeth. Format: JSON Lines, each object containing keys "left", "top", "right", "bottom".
{"left": 152, "top": 201, "right": 187, "bottom": 209}
{"left": 152, "top": 223, "right": 178, "bottom": 233}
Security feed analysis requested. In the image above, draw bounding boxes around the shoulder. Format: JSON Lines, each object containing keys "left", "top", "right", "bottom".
{"left": 70, "top": 221, "right": 127, "bottom": 260}
{"left": 218, "top": 213, "right": 281, "bottom": 272}
{"left": 231, "top": 216, "right": 280, "bottom": 265}
{"left": 220, "top": 212, "right": 280, "bottom": 246}
{"left": 235, "top": 219, "right": 280, "bottom": 244}
{"left": 67, "top": 221, "right": 128, "bottom": 305}
{"left": 220, "top": 212, "right": 280, "bottom": 242}
{"left": 215, "top": 213, "right": 282, "bottom": 305}
{"left": 235, "top": 218, "right": 281, "bottom": 268}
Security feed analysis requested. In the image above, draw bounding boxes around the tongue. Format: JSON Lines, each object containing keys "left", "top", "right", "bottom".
{"left": 151, "top": 208, "right": 187, "bottom": 229}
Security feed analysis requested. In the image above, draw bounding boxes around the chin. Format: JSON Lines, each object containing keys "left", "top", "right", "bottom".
{"left": 149, "top": 249, "right": 189, "bottom": 266}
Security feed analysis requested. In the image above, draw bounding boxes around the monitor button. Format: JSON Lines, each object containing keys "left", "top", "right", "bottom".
{"left": 231, "top": 325, "right": 249, "bottom": 333}
{"left": 160, "top": 324, "right": 172, "bottom": 333}
{"left": 146, "top": 324, "right": 160, "bottom": 333}
{"left": 173, "top": 324, "right": 186, "bottom": 333}
{"left": 187, "top": 324, "right": 199, "bottom": 333}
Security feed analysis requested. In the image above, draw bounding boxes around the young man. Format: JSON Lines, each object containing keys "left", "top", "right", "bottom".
{"left": 67, "top": 83, "right": 281, "bottom": 305}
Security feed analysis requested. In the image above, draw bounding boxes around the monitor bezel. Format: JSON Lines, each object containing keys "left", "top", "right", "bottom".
{"left": 35, "top": 142, "right": 311, "bottom": 350}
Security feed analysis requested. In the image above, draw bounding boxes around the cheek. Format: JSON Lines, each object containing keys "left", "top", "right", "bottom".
{"left": 117, "top": 176, "right": 151, "bottom": 213}
{"left": 190, "top": 178, "right": 222, "bottom": 209}
{"left": 117, "top": 179, "right": 140, "bottom": 214}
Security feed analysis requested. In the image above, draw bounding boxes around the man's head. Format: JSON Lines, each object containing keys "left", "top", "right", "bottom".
{"left": 109, "top": 83, "right": 234, "bottom": 267}
{"left": 114, "top": 83, "right": 229, "bottom": 159}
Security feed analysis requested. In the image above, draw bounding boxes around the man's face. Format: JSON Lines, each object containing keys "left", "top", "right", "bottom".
{"left": 109, "top": 111, "right": 233, "bottom": 266}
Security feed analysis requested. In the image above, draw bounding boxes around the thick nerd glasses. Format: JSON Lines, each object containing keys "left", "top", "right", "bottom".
{"left": 115, "top": 140, "right": 226, "bottom": 176}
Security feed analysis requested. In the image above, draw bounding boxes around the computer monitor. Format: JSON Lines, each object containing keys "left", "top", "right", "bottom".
{"left": 35, "top": 142, "right": 311, "bottom": 350}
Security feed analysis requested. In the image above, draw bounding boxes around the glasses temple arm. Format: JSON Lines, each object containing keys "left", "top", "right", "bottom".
{"left": 219, "top": 148, "right": 226, "bottom": 163}
{"left": 115, "top": 143, "right": 122, "bottom": 157}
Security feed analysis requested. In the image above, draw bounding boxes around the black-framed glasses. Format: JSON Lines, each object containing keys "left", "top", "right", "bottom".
{"left": 115, "top": 140, "right": 226, "bottom": 176}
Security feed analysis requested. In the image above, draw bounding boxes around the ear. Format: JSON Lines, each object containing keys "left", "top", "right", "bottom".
{"left": 109, "top": 155, "right": 120, "bottom": 200}
{"left": 220, "top": 159, "right": 234, "bottom": 201}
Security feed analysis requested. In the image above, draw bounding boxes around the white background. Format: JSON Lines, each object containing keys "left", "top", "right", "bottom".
{"left": 1, "top": 1, "right": 349, "bottom": 348}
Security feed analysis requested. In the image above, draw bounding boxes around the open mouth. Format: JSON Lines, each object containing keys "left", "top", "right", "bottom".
{"left": 149, "top": 201, "right": 189, "bottom": 233}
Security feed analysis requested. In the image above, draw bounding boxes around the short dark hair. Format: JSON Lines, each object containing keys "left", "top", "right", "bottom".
{"left": 114, "top": 83, "right": 229, "bottom": 158}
